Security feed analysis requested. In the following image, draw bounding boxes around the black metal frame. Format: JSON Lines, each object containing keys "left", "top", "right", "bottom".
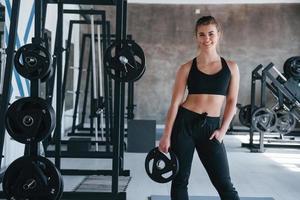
{"left": 0, "top": 0, "right": 130, "bottom": 199}
{"left": 46, "top": 0, "right": 116, "bottom": 5}
{"left": 241, "top": 63, "right": 300, "bottom": 152}
{"left": 0, "top": 0, "right": 21, "bottom": 172}
{"left": 69, "top": 33, "right": 133, "bottom": 134}
{"left": 0, "top": 0, "right": 53, "bottom": 198}
{"left": 62, "top": 19, "right": 111, "bottom": 143}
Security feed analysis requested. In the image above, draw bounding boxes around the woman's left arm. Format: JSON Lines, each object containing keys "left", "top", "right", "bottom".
{"left": 210, "top": 61, "right": 240, "bottom": 142}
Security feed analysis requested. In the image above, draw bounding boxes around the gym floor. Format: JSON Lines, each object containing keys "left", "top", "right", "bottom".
{"left": 35, "top": 134, "right": 300, "bottom": 200}
{"left": 126, "top": 134, "right": 300, "bottom": 200}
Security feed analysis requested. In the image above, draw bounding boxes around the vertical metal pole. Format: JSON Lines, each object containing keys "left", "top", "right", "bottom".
{"left": 46, "top": 26, "right": 59, "bottom": 105}
{"left": 89, "top": 43, "right": 94, "bottom": 138}
{"left": 250, "top": 72, "right": 256, "bottom": 148}
{"left": 26, "top": 0, "right": 42, "bottom": 157}
{"left": 112, "top": 0, "right": 125, "bottom": 198}
{"left": 61, "top": 22, "right": 73, "bottom": 108}
{"left": 71, "top": 34, "right": 86, "bottom": 135}
{"left": 90, "top": 15, "right": 99, "bottom": 151}
{"left": 0, "top": 0, "right": 21, "bottom": 168}
{"left": 107, "top": 22, "right": 114, "bottom": 144}
{"left": 126, "top": 35, "right": 134, "bottom": 120}
{"left": 260, "top": 70, "right": 267, "bottom": 152}
{"left": 97, "top": 25, "right": 104, "bottom": 141}
{"left": 55, "top": 2, "right": 63, "bottom": 169}
{"left": 127, "top": 83, "right": 134, "bottom": 119}
{"left": 103, "top": 21, "right": 111, "bottom": 152}
{"left": 41, "top": 1, "right": 47, "bottom": 34}
{"left": 119, "top": 0, "right": 127, "bottom": 173}
{"left": 81, "top": 37, "right": 92, "bottom": 129}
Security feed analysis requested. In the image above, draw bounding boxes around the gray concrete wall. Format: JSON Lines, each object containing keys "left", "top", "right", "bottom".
{"left": 92, "top": 4, "right": 300, "bottom": 125}
{"left": 123, "top": 3, "right": 300, "bottom": 124}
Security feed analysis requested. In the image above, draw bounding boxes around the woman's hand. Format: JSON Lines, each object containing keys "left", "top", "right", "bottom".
{"left": 209, "top": 129, "right": 226, "bottom": 143}
{"left": 158, "top": 135, "right": 171, "bottom": 153}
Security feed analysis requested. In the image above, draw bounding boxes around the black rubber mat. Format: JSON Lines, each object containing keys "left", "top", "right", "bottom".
{"left": 75, "top": 175, "right": 131, "bottom": 192}
{"left": 150, "top": 195, "right": 274, "bottom": 200}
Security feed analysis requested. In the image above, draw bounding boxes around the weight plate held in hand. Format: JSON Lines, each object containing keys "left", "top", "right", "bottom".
{"left": 5, "top": 97, "right": 55, "bottom": 144}
{"left": 14, "top": 43, "right": 51, "bottom": 81}
{"left": 145, "top": 147, "right": 179, "bottom": 183}
{"left": 2, "top": 156, "right": 63, "bottom": 200}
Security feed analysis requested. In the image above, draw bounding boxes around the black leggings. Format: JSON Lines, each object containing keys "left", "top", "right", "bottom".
{"left": 170, "top": 106, "right": 240, "bottom": 200}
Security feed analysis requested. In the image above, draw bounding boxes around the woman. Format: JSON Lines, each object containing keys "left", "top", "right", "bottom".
{"left": 158, "top": 16, "right": 240, "bottom": 200}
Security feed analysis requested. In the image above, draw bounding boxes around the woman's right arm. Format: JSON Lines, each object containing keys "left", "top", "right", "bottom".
{"left": 159, "top": 63, "right": 190, "bottom": 153}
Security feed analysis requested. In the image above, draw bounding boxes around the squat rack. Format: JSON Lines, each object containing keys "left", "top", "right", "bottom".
{"left": 0, "top": 0, "right": 130, "bottom": 199}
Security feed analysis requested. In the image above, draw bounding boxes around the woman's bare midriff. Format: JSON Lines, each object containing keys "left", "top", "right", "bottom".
{"left": 181, "top": 94, "right": 225, "bottom": 117}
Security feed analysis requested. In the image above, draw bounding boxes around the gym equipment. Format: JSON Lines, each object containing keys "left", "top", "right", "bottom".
{"left": 14, "top": 43, "right": 52, "bottom": 81}
{"left": 67, "top": 137, "right": 92, "bottom": 152}
{"left": 104, "top": 40, "right": 145, "bottom": 82}
{"left": 90, "top": 15, "right": 100, "bottom": 151}
{"left": 41, "top": 66, "right": 54, "bottom": 82}
{"left": 283, "top": 78, "right": 300, "bottom": 101}
{"left": 239, "top": 104, "right": 257, "bottom": 127}
{"left": 3, "top": 156, "right": 63, "bottom": 200}
{"left": 252, "top": 107, "right": 277, "bottom": 133}
{"left": 97, "top": 22, "right": 105, "bottom": 141}
{"left": 283, "top": 56, "right": 300, "bottom": 80}
{"left": 127, "top": 120, "right": 156, "bottom": 153}
{"left": 145, "top": 147, "right": 179, "bottom": 183}
{"left": 0, "top": 2, "right": 133, "bottom": 200}
{"left": 275, "top": 109, "right": 296, "bottom": 134}
{"left": 241, "top": 62, "right": 300, "bottom": 153}
{"left": 5, "top": 97, "right": 55, "bottom": 144}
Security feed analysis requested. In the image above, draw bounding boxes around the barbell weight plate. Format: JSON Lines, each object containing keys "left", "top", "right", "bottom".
{"left": 5, "top": 97, "right": 56, "bottom": 144}
{"left": 283, "top": 56, "right": 300, "bottom": 80}
{"left": 145, "top": 147, "right": 179, "bottom": 183}
{"left": 104, "top": 40, "right": 146, "bottom": 82}
{"left": 14, "top": 43, "right": 51, "bottom": 81}
{"left": 239, "top": 104, "right": 256, "bottom": 127}
{"left": 41, "top": 66, "right": 54, "bottom": 83}
{"left": 126, "top": 40, "right": 146, "bottom": 82}
{"left": 251, "top": 107, "right": 277, "bottom": 132}
{"left": 275, "top": 109, "right": 296, "bottom": 135}
{"left": 2, "top": 156, "right": 63, "bottom": 200}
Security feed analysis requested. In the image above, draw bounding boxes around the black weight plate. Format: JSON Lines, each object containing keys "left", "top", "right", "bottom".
{"left": 132, "top": 62, "right": 146, "bottom": 82}
{"left": 3, "top": 156, "right": 63, "bottom": 200}
{"left": 126, "top": 41, "right": 146, "bottom": 82}
{"left": 275, "top": 109, "right": 296, "bottom": 135}
{"left": 41, "top": 66, "right": 54, "bottom": 82}
{"left": 145, "top": 147, "right": 179, "bottom": 183}
{"left": 5, "top": 97, "right": 55, "bottom": 144}
{"left": 56, "top": 172, "right": 64, "bottom": 200}
{"left": 14, "top": 43, "right": 51, "bottom": 81}
{"left": 239, "top": 104, "right": 253, "bottom": 127}
{"left": 284, "top": 56, "right": 300, "bottom": 80}
{"left": 104, "top": 40, "right": 146, "bottom": 82}
{"left": 252, "top": 107, "right": 277, "bottom": 132}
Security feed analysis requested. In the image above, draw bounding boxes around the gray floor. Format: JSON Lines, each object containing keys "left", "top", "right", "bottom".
{"left": 57, "top": 134, "right": 300, "bottom": 200}
{"left": 150, "top": 195, "right": 274, "bottom": 200}
{"left": 124, "top": 135, "right": 300, "bottom": 200}
{"left": 2, "top": 135, "right": 300, "bottom": 200}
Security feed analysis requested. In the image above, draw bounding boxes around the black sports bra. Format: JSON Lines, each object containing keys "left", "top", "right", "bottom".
{"left": 187, "top": 57, "right": 231, "bottom": 96}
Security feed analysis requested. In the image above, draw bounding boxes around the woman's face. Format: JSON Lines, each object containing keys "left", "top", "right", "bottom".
{"left": 196, "top": 24, "right": 220, "bottom": 50}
